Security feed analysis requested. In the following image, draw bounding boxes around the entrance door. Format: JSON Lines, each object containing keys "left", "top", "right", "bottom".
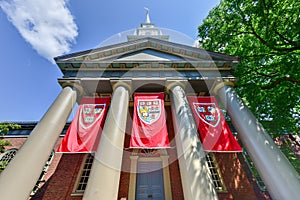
{"left": 136, "top": 161, "right": 165, "bottom": 200}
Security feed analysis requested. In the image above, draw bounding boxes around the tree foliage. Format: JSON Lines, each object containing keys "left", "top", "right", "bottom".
{"left": 198, "top": 0, "right": 300, "bottom": 134}
{"left": 0, "top": 122, "right": 20, "bottom": 153}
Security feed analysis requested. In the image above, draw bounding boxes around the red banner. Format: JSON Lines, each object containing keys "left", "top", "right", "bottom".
{"left": 130, "top": 93, "right": 170, "bottom": 148}
{"left": 188, "top": 96, "right": 242, "bottom": 152}
{"left": 57, "top": 97, "right": 110, "bottom": 153}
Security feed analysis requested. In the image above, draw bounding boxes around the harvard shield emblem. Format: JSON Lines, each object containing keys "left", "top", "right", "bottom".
{"left": 79, "top": 104, "right": 105, "bottom": 129}
{"left": 137, "top": 99, "right": 161, "bottom": 124}
{"left": 193, "top": 102, "right": 220, "bottom": 127}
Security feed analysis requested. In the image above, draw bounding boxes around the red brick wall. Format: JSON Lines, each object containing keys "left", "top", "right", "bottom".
{"left": 3, "top": 137, "right": 27, "bottom": 150}
{"left": 215, "top": 153, "right": 271, "bottom": 200}
{"left": 118, "top": 132, "right": 131, "bottom": 199}
{"left": 31, "top": 153, "right": 85, "bottom": 200}
{"left": 118, "top": 107, "right": 135, "bottom": 199}
{"left": 166, "top": 106, "right": 184, "bottom": 200}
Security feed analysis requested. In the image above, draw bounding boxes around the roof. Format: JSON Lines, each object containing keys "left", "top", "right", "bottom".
{"left": 55, "top": 37, "right": 239, "bottom": 63}
{"left": 54, "top": 34, "right": 239, "bottom": 97}
{"left": 4, "top": 122, "right": 70, "bottom": 137}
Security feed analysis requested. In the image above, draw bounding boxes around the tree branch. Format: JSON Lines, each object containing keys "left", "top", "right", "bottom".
{"left": 250, "top": 26, "right": 300, "bottom": 52}
{"left": 260, "top": 77, "right": 300, "bottom": 89}
{"left": 230, "top": 30, "right": 254, "bottom": 37}
{"left": 242, "top": 52, "right": 285, "bottom": 58}
{"left": 255, "top": 71, "right": 279, "bottom": 78}
{"left": 273, "top": 29, "right": 299, "bottom": 47}
{"left": 235, "top": 0, "right": 300, "bottom": 52}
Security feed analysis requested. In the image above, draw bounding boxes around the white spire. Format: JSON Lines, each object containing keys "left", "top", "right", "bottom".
{"left": 144, "top": 7, "right": 151, "bottom": 23}
{"left": 127, "top": 8, "right": 169, "bottom": 41}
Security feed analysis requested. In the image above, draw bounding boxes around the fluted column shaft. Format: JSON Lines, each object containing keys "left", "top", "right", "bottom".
{"left": 216, "top": 84, "right": 300, "bottom": 200}
{"left": 169, "top": 83, "right": 218, "bottom": 200}
{"left": 83, "top": 84, "right": 130, "bottom": 200}
{"left": 0, "top": 87, "right": 77, "bottom": 200}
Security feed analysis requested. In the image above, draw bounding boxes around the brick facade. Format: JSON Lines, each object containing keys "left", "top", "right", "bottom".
{"left": 31, "top": 153, "right": 84, "bottom": 200}
{"left": 215, "top": 153, "right": 270, "bottom": 200}
{"left": 2, "top": 114, "right": 272, "bottom": 199}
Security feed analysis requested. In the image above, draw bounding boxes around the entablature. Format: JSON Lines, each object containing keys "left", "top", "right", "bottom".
{"left": 57, "top": 60, "right": 237, "bottom": 70}
{"left": 58, "top": 76, "right": 236, "bottom": 104}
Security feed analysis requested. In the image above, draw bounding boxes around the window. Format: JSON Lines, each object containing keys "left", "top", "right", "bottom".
{"left": 0, "top": 148, "right": 18, "bottom": 172}
{"left": 73, "top": 154, "right": 94, "bottom": 194}
{"left": 31, "top": 151, "right": 55, "bottom": 195}
{"left": 0, "top": 148, "right": 54, "bottom": 195}
{"left": 205, "top": 153, "right": 226, "bottom": 192}
{"left": 242, "top": 151, "right": 266, "bottom": 191}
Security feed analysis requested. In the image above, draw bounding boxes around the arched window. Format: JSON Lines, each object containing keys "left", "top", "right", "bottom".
{"left": 0, "top": 148, "right": 18, "bottom": 172}
{"left": 31, "top": 151, "right": 55, "bottom": 195}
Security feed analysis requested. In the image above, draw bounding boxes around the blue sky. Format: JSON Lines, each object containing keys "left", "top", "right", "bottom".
{"left": 0, "top": 0, "right": 219, "bottom": 122}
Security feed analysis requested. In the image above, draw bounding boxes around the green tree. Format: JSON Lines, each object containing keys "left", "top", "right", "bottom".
{"left": 198, "top": 0, "right": 300, "bottom": 134}
{"left": 0, "top": 122, "right": 20, "bottom": 172}
{"left": 0, "top": 122, "right": 20, "bottom": 153}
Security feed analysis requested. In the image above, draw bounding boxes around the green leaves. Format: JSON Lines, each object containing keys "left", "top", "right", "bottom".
{"left": 0, "top": 160, "right": 9, "bottom": 173}
{"left": 0, "top": 122, "right": 20, "bottom": 153}
{"left": 198, "top": 0, "right": 300, "bottom": 134}
{"left": 0, "top": 122, "right": 21, "bottom": 136}
{"left": 0, "top": 140, "right": 12, "bottom": 153}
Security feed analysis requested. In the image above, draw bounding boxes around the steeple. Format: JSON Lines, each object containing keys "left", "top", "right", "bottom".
{"left": 127, "top": 8, "right": 169, "bottom": 41}
{"left": 145, "top": 7, "right": 151, "bottom": 23}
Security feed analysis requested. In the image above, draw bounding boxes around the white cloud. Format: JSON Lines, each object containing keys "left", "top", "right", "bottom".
{"left": 0, "top": 0, "right": 78, "bottom": 62}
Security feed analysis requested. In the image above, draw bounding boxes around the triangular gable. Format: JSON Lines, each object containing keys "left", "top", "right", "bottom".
{"left": 55, "top": 37, "right": 239, "bottom": 64}
{"left": 116, "top": 49, "right": 186, "bottom": 61}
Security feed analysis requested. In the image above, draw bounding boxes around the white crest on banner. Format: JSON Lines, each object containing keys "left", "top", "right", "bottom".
{"left": 193, "top": 102, "right": 220, "bottom": 127}
{"left": 137, "top": 99, "right": 161, "bottom": 124}
{"left": 79, "top": 104, "right": 105, "bottom": 129}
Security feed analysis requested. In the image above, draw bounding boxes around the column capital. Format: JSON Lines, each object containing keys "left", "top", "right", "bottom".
{"left": 61, "top": 82, "right": 85, "bottom": 98}
{"left": 111, "top": 80, "right": 132, "bottom": 93}
{"left": 165, "top": 80, "right": 187, "bottom": 94}
{"left": 212, "top": 80, "right": 235, "bottom": 95}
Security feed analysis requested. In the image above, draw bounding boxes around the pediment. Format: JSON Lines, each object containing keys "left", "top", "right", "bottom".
{"left": 115, "top": 49, "right": 185, "bottom": 61}
{"left": 55, "top": 37, "right": 239, "bottom": 64}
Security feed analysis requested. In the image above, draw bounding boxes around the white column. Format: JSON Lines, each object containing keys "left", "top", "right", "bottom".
{"left": 168, "top": 82, "right": 218, "bottom": 200}
{"left": 0, "top": 87, "right": 77, "bottom": 200}
{"left": 215, "top": 82, "right": 300, "bottom": 200}
{"left": 83, "top": 82, "right": 130, "bottom": 200}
